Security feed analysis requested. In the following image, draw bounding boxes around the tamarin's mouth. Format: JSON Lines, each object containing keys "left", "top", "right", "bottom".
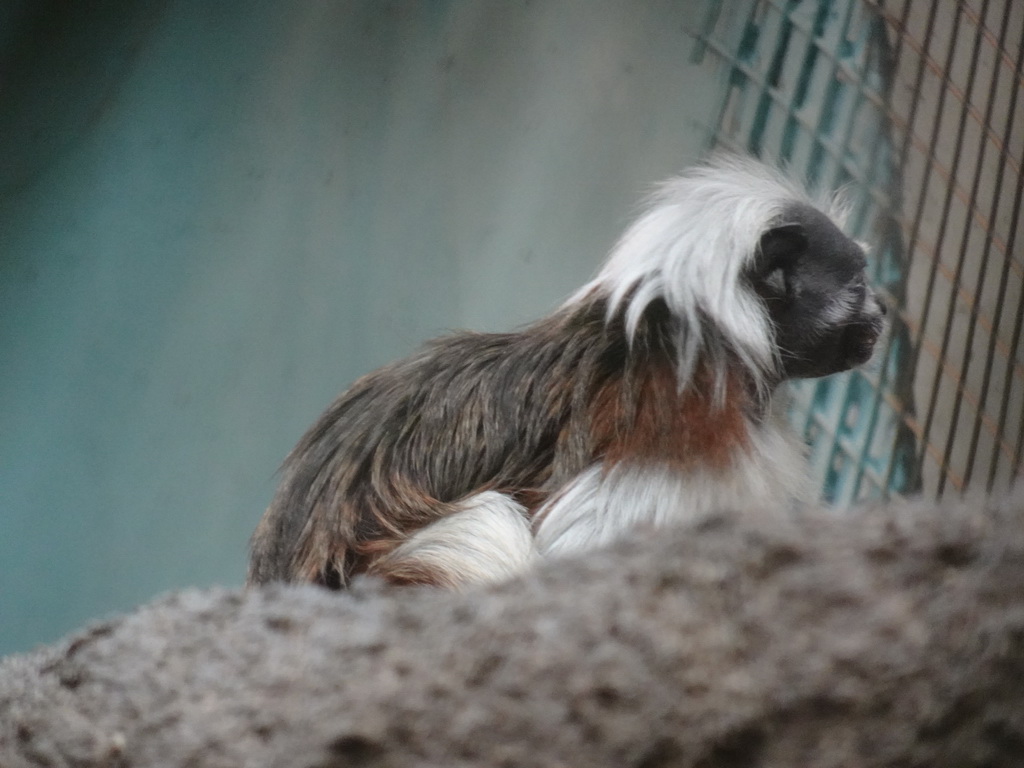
{"left": 843, "top": 318, "right": 884, "bottom": 366}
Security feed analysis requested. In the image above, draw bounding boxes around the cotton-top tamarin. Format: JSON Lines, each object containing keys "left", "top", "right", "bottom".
{"left": 248, "top": 156, "right": 886, "bottom": 590}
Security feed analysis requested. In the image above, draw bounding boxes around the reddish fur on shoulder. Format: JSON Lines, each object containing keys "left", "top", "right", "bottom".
{"left": 589, "top": 361, "right": 752, "bottom": 471}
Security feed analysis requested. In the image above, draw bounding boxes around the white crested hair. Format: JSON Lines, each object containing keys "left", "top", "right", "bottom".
{"left": 567, "top": 155, "right": 848, "bottom": 397}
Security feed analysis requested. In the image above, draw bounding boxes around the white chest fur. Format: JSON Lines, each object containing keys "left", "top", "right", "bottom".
{"left": 534, "top": 416, "right": 812, "bottom": 557}
{"left": 373, "top": 404, "right": 813, "bottom": 588}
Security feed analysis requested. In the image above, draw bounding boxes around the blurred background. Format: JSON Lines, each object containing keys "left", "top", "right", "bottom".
{"left": 1, "top": 0, "right": 1021, "bottom": 655}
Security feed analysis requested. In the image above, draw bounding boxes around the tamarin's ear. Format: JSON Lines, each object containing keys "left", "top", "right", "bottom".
{"left": 750, "top": 223, "right": 807, "bottom": 300}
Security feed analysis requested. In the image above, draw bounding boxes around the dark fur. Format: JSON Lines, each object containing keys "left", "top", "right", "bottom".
{"left": 249, "top": 298, "right": 705, "bottom": 586}
{"left": 754, "top": 203, "right": 884, "bottom": 378}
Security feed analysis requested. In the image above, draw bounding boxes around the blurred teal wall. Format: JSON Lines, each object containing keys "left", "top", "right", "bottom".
{"left": 0, "top": 0, "right": 723, "bottom": 654}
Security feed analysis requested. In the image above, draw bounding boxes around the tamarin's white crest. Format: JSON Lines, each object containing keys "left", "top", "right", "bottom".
{"left": 248, "top": 156, "right": 886, "bottom": 589}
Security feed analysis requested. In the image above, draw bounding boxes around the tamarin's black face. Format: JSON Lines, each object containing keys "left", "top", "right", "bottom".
{"left": 749, "top": 203, "right": 886, "bottom": 380}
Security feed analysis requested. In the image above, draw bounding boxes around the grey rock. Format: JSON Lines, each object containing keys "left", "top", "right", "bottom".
{"left": 1, "top": 490, "right": 1023, "bottom": 767}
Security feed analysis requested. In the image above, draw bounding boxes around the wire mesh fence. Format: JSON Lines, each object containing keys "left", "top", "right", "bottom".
{"left": 694, "top": 0, "right": 1023, "bottom": 503}
{"left": 873, "top": 0, "right": 1024, "bottom": 497}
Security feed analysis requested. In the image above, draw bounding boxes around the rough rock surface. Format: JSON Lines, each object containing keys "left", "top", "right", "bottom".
{"left": 1, "top": 490, "right": 1023, "bottom": 767}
